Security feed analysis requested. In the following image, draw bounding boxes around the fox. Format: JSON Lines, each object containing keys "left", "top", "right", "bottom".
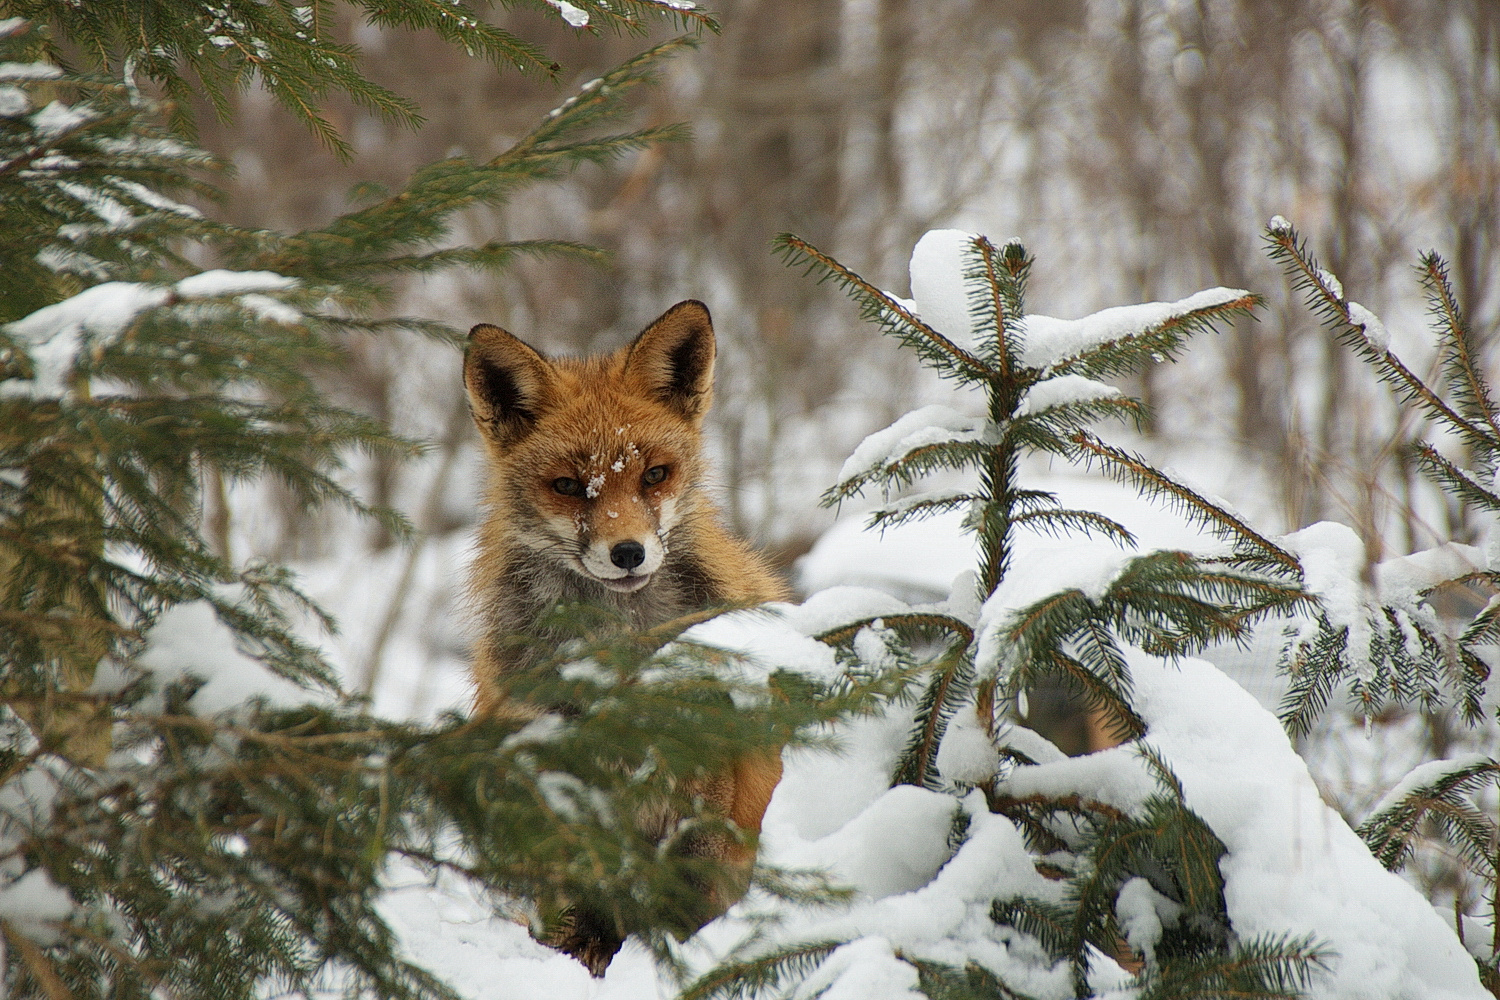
{"left": 462, "top": 299, "right": 789, "bottom": 975}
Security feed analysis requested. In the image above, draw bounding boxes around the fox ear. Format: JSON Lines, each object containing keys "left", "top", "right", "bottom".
{"left": 464, "top": 323, "right": 558, "bottom": 447}
{"left": 624, "top": 300, "right": 716, "bottom": 422}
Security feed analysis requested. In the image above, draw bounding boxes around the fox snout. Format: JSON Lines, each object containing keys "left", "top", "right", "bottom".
{"left": 577, "top": 518, "right": 667, "bottom": 592}
{"left": 610, "top": 540, "right": 645, "bottom": 569}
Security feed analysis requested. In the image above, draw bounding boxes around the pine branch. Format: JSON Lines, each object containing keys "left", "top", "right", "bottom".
{"left": 334, "top": 238, "right": 608, "bottom": 277}
{"left": 1357, "top": 758, "right": 1500, "bottom": 874}
{"left": 1070, "top": 432, "right": 1303, "bottom": 578}
{"left": 775, "top": 233, "right": 996, "bottom": 383}
{"left": 1047, "top": 648, "right": 1146, "bottom": 742}
{"left": 1277, "top": 617, "right": 1347, "bottom": 738}
{"left": 1136, "top": 934, "right": 1329, "bottom": 1000}
{"left": 14, "top": 0, "right": 714, "bottom": 157}
{"left": 1265, "top": 221, "right": 1497, "bottom": 451}
{"left": 907, "top": 957, "right": 1046, "bottom": 1000}
{"left": 892, "top": 646, "right": 974, "bottom": 789}
{"left": 825, "top": 438, "right": 995, "bottom": 505}
{"left": 1420, "top": 250, "right": 1500, "bottom": 440}
{"left": 1276, "top": 592, "right": 1475, "bottom": 733}
{"left": 990, "top": 896, "right": 1081, "bottom": 965}
{"left": 1105, "top": 551, "right": 1304, "bottom": 655}
{"left": 4, "top": 926, "right": 73, "bottom": 1000}
{"left": 1051, "top": 293, "right": 1261, "bottom": 383}
{"left": 509, "top": 36, "right": 701, "bottom": 157}
{"left": 1007, "top": 395, "right": 1145, "bottom": 455}
{"left": 1455, "top": 586, "right": 1500, "bottom": 646}
{"left": 1010, "top": 507, "right": 1135, "bottom": 545}
{"left": 677, "top": 941, "right": 843, "bottom": 1000}
{"left": 1134, "top": 746, "right": 1227, "bottom": 917}
{"left": 867, "top": 490, "right": 989, "bottom": 531}
{"left": 969, "top": 235, "right": 1026, "bottom": 375}
{"left": 815, "top": 613, "right": 975, "bottom": 647}
{"left": 1415, "top": 444, "right": 1500, "bottom": 516}
{"left": 238, "top": 36, "right": 698, "bottom": 286}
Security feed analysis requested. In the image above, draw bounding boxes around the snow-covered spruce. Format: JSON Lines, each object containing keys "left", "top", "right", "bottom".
{"left": 611, "top": 226, "right": 1491, "bottom": 1000}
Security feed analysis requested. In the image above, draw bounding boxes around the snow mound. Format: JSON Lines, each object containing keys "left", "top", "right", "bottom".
{"left": 909, "top": 229, "right": 982, "bottom": 345}
{"left": 1129, "top": 650, "right": 1486, "bottom": 1000}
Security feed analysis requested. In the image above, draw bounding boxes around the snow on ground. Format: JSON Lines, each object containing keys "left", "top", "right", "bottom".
{"left": 294, "top": 530, "right": 478, "bottom": 719}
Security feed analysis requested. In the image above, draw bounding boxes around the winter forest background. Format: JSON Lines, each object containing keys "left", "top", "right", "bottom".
{"left": 3, "top": 1, "right": 1500, "bottom": 998}
{"left": 205, "top": 0, "right": 1498, "bottom": 710}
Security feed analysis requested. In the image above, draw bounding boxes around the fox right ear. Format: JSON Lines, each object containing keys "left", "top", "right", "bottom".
{"left": 464, "top": 323, "right": 557, "bottom": 447}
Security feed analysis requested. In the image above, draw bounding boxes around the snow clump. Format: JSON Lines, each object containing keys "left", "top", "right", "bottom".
{"left": 837, "top": 404, "right": 993, "bottom": 488}
{"left": 2, "top": 270, "right": 300, "bottom": 400}
{"left": 545, "top": 0, "right": 590, "bottom": 27}
{"left": 130, "top": 596, "right": 329, "bottom": 716}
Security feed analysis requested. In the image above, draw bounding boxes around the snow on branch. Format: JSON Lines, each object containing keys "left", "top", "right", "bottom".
{"left": 2, "top": 271, "right": 302, "bottom": 401}
{"left": 828, "top": 405, "right": 997, "bottom": 501}
{"left": 1021, "top": 287, "right": 1257, "bottom": 372}
{"left": 1016, "top": 374, "right": 1121, "bottom": 415}
{"left": 1357, "top": 755, "right": 1500, "bottom": 878}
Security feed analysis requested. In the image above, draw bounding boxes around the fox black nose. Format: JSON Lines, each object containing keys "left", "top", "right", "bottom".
{"left": 610, "top": 540, "right": 646, "bottom": 570}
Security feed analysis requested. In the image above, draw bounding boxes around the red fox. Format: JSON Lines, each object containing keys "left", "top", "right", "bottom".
{"left": 462, "top": 300, "right": 789, "bottom": 974}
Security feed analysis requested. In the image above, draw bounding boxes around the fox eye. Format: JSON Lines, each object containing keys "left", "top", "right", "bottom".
{"left": 553, "top": 477, "right": 585, "bottom": 497}
{"left": 643, "top": 465, "right": 669, "bottom": 487}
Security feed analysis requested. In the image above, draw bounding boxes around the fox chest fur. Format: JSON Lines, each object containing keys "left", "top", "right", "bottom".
{"left": 463, "top": 300, "right": 787, "bottom": 713}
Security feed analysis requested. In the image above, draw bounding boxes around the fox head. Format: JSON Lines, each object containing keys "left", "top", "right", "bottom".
{"left": 464, "top": 300, "right": 716, "bottom": 593}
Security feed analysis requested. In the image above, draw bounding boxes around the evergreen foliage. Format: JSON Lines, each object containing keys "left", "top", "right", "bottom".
{"left": 0, "top": 7, "right": 873, "bottom": 998}
{"left": 1265, "top": 217, "right": 1500, "bottom": 990}
{"left": 4, "top": 0, "right": 1493, "bottom": 991}
{"left": 777, "top": 229, "right": 1305, "bottom": 759}
{"left": 3, "top": 0, "right": 715, "bottom": 157}
{"left": 1266, "top": 219, "right": 1500, "bottom": 730}
{"left": 676, "top": 231, "right": 1328, "bottom": 998}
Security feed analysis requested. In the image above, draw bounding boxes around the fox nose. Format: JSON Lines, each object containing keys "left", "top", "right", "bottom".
{"left": 610, "top": 540, "right": 646, "bottom": 570}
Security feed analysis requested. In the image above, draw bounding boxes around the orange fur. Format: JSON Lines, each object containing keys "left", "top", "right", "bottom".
{"left": 462, "top": 300, "right": 788, "bottom": 974}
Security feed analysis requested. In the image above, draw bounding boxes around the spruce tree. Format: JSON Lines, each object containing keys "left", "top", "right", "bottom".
{"left": 673, "top": 229, "right": 1327, "bottom": 999}
{"left": 0, "top": 6, "right": 874, "bottom": 997}
{"left": 1265, "top": 217, "right": 1500, "bottom": 992}
{"left": 674, "top": 225, "right": 1498, "bottom": 1000}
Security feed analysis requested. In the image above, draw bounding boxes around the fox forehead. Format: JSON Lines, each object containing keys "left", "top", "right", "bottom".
{"left": 505, "top": 387, "right": 700, "bottom": 471}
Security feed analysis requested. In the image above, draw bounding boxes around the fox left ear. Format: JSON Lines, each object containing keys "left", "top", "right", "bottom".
{"left": 624, "top": 300, "right": 716, "bottom": 422}
{"left": 464, "top": 323, "right": 559, "bottom": 449}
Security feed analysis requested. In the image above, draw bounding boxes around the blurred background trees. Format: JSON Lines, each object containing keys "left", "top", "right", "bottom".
{"left": 200, "top": 0, "right": 1497, "bottom": 556}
